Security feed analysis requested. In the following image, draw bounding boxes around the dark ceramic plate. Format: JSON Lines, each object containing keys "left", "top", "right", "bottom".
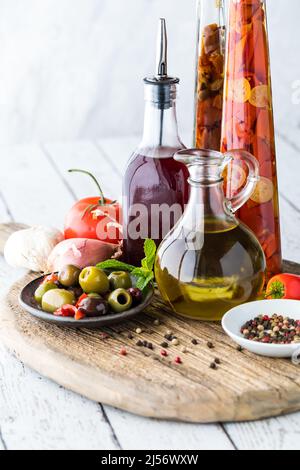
{"left": 19, "top": 274, "right": 154, "bottom": 329}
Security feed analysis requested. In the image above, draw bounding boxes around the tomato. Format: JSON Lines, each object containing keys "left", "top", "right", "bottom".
{"left": 64, "top": 170, "right": 122, "bottom": 245}
{"left": 266, "top": 274, "right": 300, "bottom": 300}
{"left": 65, "top": 197, "right": 121, "bottom": 244}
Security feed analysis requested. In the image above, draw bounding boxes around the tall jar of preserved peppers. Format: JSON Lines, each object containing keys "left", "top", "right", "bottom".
{"left": 221, "top": 0, "right": 282, "bottom": 278}
{"left": 194, "top": 0, "right": 226, "bottom": 150}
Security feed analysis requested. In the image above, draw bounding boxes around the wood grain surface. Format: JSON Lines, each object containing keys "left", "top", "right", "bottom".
{"left": 1, "top": 260, "right": 300, "bottom": 423}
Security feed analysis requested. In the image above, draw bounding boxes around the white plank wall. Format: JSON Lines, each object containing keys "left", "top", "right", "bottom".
{"left": 0, "top": 135, "right": 300, "bottom": 450}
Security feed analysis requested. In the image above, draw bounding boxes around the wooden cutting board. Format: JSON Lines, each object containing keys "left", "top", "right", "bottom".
{"left": 1, "top": 223, "right": 300, "bottom": 423}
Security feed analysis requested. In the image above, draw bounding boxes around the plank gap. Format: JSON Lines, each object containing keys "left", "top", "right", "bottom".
{"left": 93, "top": 141, "right": 122, "bottom": 179}
{"left": 40, "top": 144, "right": 77, "bottom": 202}
{"left": 0, "top": 425, "right": 8, "bottom": 450}
{"left": 0, "top": 191, "right": 14, "bottom": 222}
{"left": 99, "top": 404, "right": 122, "bottom": 450}
{"left": 280, "top": 192, "right": 300, "bottom": 215}
{"left": 221, "top": 424, "right": 238, "bottom": 450}
{"left": 277, "top": 130, "right": 300, "bottom": 154}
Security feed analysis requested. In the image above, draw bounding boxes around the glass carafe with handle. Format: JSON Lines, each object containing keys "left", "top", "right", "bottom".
{"left": 155, "top": 148, "right": 266, "bottom": 321}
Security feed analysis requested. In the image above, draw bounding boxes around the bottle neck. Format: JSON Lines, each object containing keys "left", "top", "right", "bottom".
{"left": 189, "top": 181, "right": 227, "bottom": 216}
{"left": 141, "top": 86, "right": 183, "bottom": 149}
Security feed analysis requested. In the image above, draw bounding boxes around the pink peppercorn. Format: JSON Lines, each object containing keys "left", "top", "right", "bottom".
{"left": 160, "top": 350, "right": 168, "bottom": 357}
{"left": 174, "top": 356, "right": 182, "bottom": 364}
{"left": 120, "top": 348, "right": 127, "bottom": 356}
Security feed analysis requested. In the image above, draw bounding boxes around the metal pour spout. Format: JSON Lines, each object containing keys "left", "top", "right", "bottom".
{"left": 156, "top": 18, "right": 168, "bottom": 79}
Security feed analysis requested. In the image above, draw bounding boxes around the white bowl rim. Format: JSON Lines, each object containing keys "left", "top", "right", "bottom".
{"left": 222, "top": 299, "right": 300, "bottom": 349}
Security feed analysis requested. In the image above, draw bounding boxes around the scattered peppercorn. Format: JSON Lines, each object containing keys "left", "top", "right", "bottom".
{"left": 160, "top": 350, "right": 168, "bottom": 357}
{"left": 128, "top": 333, "right": 133, "bottom": 340}
{"left": 241, "top": 314, "right": 300, "bottom": 344}
{"left": 147, "top": 342, "right": 153, "bottom": 350}
{"left": 100, "top": 333, "right": 109, "bottom": 339}
{"left": 236, "top": 345, "right": 243, "bottom": 352}
{"left": 207, "top": 342, "right": 214, "bottom": 349}
{"left": 160, "top": 342, "right": 169, "bottom": 348}
{"left": 172, "top": 338, "right": 179, "bottom": 346}
{"left": 164, "top": 334, "right": 173, "bottom": 341}
{"left": 120, "top": 348, "right": 127, "bottom": 356}
{"left": 166, "top": 330, "right": 172, "bottom": 335}
{"left": 215, "top": 358, "right": 221, "bottom": 365}
{"left": 191, "top": 339, "right": 198, "bottom": 345}
{"left": 136, "top": 340, "right": 143, "bottom": 347}
{"left": 153, "top": 319, "right": 160, "bottom": 326}
{"left": 135, "top": 328, "right": 142, "bottom": 334}
{"left": 210, "top": 362, "right": 217, "bottom": 370}
{"left": 181, "top": 346, "right": 187, "bottom": 353}
{"left": 174, "top": 356, "right": 182, "bottom": 364}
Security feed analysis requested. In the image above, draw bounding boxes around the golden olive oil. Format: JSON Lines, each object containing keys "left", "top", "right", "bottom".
{"left": 155, "top": 219, "right": 265, "bottom": 321}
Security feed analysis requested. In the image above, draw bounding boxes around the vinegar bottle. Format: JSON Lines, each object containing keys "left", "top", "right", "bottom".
{"left": 123, "top": 19, "right": 189, "bottom": 265}
{"left": 221, "top": 0, "right": 282, "bottom": 278}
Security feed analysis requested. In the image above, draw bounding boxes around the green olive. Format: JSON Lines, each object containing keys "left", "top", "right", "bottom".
{"left": 34, "top": 282, "right": 57, "bottom": 304}
{"left": 41, "top": 289, "right": 75, "bottom": 313}
{"left": 108, "top": 271, "right": 132, "bottom": 290}
{"left": 79, "top": 266, "right": 109, "bottom": 294}
{"left": 58, "top": 265, "right": 81, "bottom": 287}
{"left": 108, "top": 288, "right": 133, "bottom": 313}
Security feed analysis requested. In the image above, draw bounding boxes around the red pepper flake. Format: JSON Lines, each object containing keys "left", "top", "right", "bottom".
{"left": 160, "top": 350, "right": 168, "bottom": 357}
{"left": 120, "top": 348, "right": 127, "bottom": 356}
{"left": 174, "top": 356, "right": 182, "bottom": 364}
{"left": 54, "top": 304, "right": 78, "bottom": 318}
{"left": 76, "top": 293, "right": 88, "bottom": 308}
{"left": 74, "top": 310, "right": 86, "bottom": 321}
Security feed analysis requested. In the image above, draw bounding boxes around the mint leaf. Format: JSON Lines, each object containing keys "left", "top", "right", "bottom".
{"left": 131, "top": 267, "right": 150, "bottom": 277}
{"left": 96, "top": 260, "right": 136, "bottom": 272}
{"left": 141, "top": 239, "right": 157, "bottom": 271}
{"left": 135, "top": 272, "right": 154, "bottom": 290}
{"left": 97, "top": 239, "right": 156, "bottom": 292}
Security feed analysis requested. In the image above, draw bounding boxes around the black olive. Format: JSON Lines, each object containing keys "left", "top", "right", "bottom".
{"left": 78, "top": 294, "right": 109, "bottom": 317}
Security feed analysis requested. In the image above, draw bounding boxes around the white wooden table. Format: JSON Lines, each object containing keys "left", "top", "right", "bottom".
{"left": 1, "top": 135, "right": 300, "bottom": 450}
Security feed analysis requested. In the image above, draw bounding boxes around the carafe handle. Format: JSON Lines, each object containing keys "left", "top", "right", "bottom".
{"left": 224, "top": 150, "right": 259, "bottom": 213}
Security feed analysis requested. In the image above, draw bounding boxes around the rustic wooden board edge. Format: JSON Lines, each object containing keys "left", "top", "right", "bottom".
{"left": 1, "top": 269, "right": 300, "bottom": 424}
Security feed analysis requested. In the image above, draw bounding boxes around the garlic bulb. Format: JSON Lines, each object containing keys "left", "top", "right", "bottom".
{"left": 4, "top": 226, "right": 64, "bottom": 272}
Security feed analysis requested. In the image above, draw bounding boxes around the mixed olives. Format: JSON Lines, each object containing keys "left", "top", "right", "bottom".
{"left": 33, "top": 265, "right": 143, "bottom": 320}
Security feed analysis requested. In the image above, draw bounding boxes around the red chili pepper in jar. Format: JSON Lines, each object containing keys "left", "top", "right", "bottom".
{"left": 266, "top": 274, "right": 300, "bottom": 300}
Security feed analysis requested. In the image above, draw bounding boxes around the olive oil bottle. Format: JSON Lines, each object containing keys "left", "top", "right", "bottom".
{"left": 155, "top": 149, "right": 266, "bottom": 321}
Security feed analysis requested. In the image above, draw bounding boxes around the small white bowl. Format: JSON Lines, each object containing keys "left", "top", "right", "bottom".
{"left": 222, "top": 299, "right": 300, "bottom": 358}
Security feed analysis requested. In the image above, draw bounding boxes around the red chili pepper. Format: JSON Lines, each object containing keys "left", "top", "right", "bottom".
{"left": 76, "top": 293, "right": 88, "bottom": 308}
{"left": 43, "top": 273, "right": 59, "bottom": 284}
{"left": 54, "top": 304, "right": 77, "bottom": 317}
{"left": 266, "top": 274, "right": 300, "bottom": 300}
{"left": 75, "top": 310, "right": 86, "bottom": 321}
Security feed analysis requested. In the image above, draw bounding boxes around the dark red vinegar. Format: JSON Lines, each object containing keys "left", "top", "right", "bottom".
{"left": 123, "top": 148, "right": 189, "bottom": 265}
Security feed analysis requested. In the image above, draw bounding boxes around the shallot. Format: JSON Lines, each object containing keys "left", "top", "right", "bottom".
{"left": 47, "top": 238, "right": 122, "bottom": 272}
